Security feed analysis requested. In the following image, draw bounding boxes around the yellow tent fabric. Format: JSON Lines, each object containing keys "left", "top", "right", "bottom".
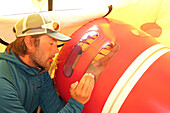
{"left": 0, "top": 44, "right": 6, "bottom": 52}
{"left": 106, "top": 0, "right": 170, "bottom": 47}
{"left": 1, "top": 0, "right": 170, "bottom": 49}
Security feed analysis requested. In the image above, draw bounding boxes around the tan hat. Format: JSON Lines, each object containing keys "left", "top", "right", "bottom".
{"left": 13, "top": 13, "right": 71, "bottom": 41}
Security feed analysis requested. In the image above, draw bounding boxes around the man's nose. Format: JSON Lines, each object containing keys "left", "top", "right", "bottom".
{"left": 53, "top": 45, "right": 59, "bottom": 54}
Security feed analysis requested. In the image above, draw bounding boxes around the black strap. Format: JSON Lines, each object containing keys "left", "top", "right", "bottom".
{"left": 0, "top": 38, "right": 9, "bottom": 46}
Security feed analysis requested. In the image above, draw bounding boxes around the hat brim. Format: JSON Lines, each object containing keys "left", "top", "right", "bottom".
{"left": 46, "top": 30, "right": 71, "bottom": 42}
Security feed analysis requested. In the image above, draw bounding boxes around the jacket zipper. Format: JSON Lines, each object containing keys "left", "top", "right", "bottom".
{"left": 28, "top": 84, "right": 35, "bottom": 113}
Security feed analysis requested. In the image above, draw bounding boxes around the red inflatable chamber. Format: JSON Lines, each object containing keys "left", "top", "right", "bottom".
{"left": 54, "top": 18, "right": 170, "bottom": 113}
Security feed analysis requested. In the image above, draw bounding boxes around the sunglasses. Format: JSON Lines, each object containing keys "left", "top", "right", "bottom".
{"left": 41, "top": 21, "right": 60, "bottom": 32}
{"left": 22, "top": 21, "right": 60, "bottom": 34}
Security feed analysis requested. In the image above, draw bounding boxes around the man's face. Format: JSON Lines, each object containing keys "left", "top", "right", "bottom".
{"left": 30, "top": 34, "right": 59, "bottom": 68}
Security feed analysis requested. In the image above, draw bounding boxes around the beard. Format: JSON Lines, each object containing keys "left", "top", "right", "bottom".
{"left": 29, "top": 47, "right": 48, "bottom": 69}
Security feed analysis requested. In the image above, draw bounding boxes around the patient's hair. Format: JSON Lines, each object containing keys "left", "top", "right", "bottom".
{"left": 6, "top": 35, "right": 41, "bottom": 56}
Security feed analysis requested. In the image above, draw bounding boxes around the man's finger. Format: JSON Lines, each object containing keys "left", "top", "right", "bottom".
{"left": 70, "top": 81, "right": 78, "bottom": 92}
{"left": 81, "top": 73, "right": 95, "bottom": 94}
{"left": 76, "top": 73, "right": 88, "bottom": 90}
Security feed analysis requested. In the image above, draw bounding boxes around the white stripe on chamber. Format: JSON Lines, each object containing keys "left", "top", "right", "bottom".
{"left": 102, "top": 44, "right": 170, "bottom": 113}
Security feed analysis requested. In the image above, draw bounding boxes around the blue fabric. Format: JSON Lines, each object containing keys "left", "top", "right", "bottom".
{"left": 0, "top": 50, "right": 84, "bottom": 113}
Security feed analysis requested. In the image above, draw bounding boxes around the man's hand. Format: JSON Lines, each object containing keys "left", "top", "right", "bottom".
{"left": 70, "top": 73, "right": 95, "bottom": 105}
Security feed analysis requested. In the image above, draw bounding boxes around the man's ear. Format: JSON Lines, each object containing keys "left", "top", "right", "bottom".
{"left": 24, "top": 36, "right": 35, "bottom": 53}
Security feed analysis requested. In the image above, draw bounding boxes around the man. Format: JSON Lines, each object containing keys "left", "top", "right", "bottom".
{"left": 0, "top": 13, "right": 95, "bottom": 113}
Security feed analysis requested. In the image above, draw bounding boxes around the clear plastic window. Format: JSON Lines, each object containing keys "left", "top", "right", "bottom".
{"left": 86, "top": 42, "right": 119, "bottom": 81}
{"left": 63, "top": 31, "right": 99, "bottom": 77}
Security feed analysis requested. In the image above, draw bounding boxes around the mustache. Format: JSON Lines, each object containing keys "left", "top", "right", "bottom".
{"left": 49, "top": 54, "right": 55, "bottom": 59}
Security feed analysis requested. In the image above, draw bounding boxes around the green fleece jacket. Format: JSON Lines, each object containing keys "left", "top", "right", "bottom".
{"left": 0, "top": 50, "right": 84, "bottom": 113}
